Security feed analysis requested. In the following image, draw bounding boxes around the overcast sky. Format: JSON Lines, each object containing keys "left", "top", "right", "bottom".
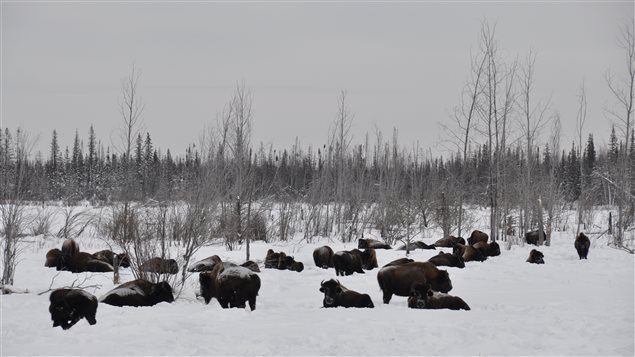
{"left": 2, "top": 2, "right": 633, "bottom": 158}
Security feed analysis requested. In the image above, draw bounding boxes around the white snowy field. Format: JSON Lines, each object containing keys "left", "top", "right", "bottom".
{"left": 1, "top": 230, "right": 633, "bottom": 356}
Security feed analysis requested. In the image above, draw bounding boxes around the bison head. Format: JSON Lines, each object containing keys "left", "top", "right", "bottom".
{"left": 488, "top": 242, "right": 501, "bottom": 257}
{"left": 319, "top": 279, "right": 342, "bottom": 307}
{"left": 150, "top": 281, "right": 175, "bottom": 304}
{"left": 433, "top": 270, "right": 452, "bottom": 293}
{"left": 408, "top": 282, "right": 429, "bottom": 309}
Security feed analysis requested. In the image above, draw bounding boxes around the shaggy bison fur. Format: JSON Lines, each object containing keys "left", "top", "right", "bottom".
{"left": 61, "top": 239, "right": 80, "bottom": 257}
{"left": 526, "top": 249, "right": 545, "bottom": 264}
{"left": 427, "top": 251, "right": 465, "bottom": 268}
{"left": 358, "top": 238, "right": 392, "bottom": 250}
{"left": 199, "top": 263, "right": 261, "bottom": 311}
{"left": 264, "top": 249, "right": 303, "bottom": 272}
{"left": 319, "top": 279, "right": 374, "bottom": 308}
{"left": 45, "top": 248, "right": 63, "bottom": 268}
{"left": 408, "top": 282, "right": 470, "bottom": 310}
{"left": 472, "top": 241, "right": 501, "bottom": 257}
{"left": 453, "top": 244, "right": 487, "bottom": 262}
{"left": 49, "top": 288, "right": 98, "bottom": 330}
{"left": 91, "top": 250, "right": 130, "bottom": 268}
{"left": 188, "top": 255, "right": 222, "bottom": 272}
{"left": 575, "top": 232, "right": 590, "bottom": 260}
{"left": 100, "top": 279, "right": 175, "bottom": 307}
{"left": 377, "top": 261, "right": 452, "bottom": 304}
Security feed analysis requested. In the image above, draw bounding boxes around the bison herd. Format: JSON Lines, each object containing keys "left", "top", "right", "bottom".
{"left": 47, "top": 231, "right": 592, "bottom": 330}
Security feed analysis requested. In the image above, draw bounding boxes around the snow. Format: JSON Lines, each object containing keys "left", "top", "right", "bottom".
{"left": 220, "top": 266, "right": 255, "bottom": 280}
{"left": 1, "top": 229, "right": 634, "bottom": 356}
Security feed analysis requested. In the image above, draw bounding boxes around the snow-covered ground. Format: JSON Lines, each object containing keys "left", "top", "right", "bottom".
{"left": 1, "top": 228, "right": 633, "bottom": 356}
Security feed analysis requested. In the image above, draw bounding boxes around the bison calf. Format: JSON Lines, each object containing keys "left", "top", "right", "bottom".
{"left": 526, "top": 249, "right": 545, "bottom": 264}
{"left": 408, "top": 283, "right": 470, "bottom": 311}
{"left": 575, "top": 232, "right": 590, "bottom": 260}
{"left": 49, "top": 288, "right": 98, "bottom": 330}
{"left": 319, "top": 279, "right": 374, "bottom": 308}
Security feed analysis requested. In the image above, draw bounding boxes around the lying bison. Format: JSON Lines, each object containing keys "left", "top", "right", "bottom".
{"left": 264, "top": 249, "right": 302, "bottom": 272}
{"left": 61, "top": 238, "right": 80, "bottom": 257}
{"left": 100, "top": 279, "right": 174, "bottom": 307}
{"left": 408, "top": 282, "right": 470, "bottom": 310}
{"left": 199, "top": 263, "right": 261, "bottom": 311}
{"left": 139, "top": 257, "right": 179, "bottom": 274}
{"left": 92, "top": 250, "right": 130, "bottom": 268}
{"left": 526, "top": 249, "right": 545, "bottom": 264}
{"left": 575, "top": 232, "right": 590, "bottom": 260}
{"left": 377, "top": 261, "right": 452, "bottom": 304}
{"left": 358, "top": 238, "right": 392, "bottom": 250}
{"left": 525, "top": 229, "right": 546, "bottom": 246}
{"left": 241, "top": 260, "right": 261, "bottom": 272}
{"left": 45, "top": 248, "right": 63, "bottom": 268}
{"left": 433, "top": 236, "right": 466, "bottom": 248}
{"left": 60, "top": 252, "right": 115, "bottom": 273}
{"left": 467, "top": 230, "right": 489, "bottom": 246}
{"left": 313, "top": 246, "right": 334, "bottom": 269}
{"left": 188, "top": 255, "right": 222, "bottom": 272}
{"left": 49, "top": 288, "right": 98, "bottom": 330}
{"left": 453, "top": 244, "right": 487, "bottom": 262}
{"left": 472, "top": 241, "right": 501, "bottom": 258}
{"left": 333, "top": 249, "right": 365, "bottom": 276}
{"left": 396, "top": 241, "right": 436, "bottom": 251}
{"left": 427, "top": 251, "right": 465, "bottom": 269}
{"left": 319, "top": 279, "right": 374, "bottom": 308}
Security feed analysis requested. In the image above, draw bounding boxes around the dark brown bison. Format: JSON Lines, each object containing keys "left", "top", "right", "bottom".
{"left": 241, "top": 260, "right": 261, "bottom": 272}
{"left": 361, "top": 249, "right": 378, "bottom": 270}
{"left": 61, "top": 252, "right": 115, "bottom": 273}
{"left": 467, "top": 230, "right": 489, "bottom": 245}
{"left": 575, "top": 232, "right": 590, "bottom": 260}
{"left": 319, "top": 279, "right": 374, "bottom": 308}
{"left": 377, "top": 261, "right": 452, "bottom": 304}
{"left": 45, "top": 248, "right": 63, "bottom": 268}
{"left": 408, "top": 282, "right": 470, "bottom": 310}
{"left": 526, "top": 249, "right": 545, "bottom": 264}
{"left": 92, "top": 250, "right": 130, "bottom": 268}
{"left": 139, "top": 257, "right": 179, "bottom": 274}
{"left": 525, "top": 229, "right": 546, "bottom": 245}
{"left": 396, "top": 241, "right": 436, "bottom": 251}
{"left": 453, "top": 244, "right": 487, "bottom": 262}
{"left": 199, "top": 263, "right": 261, "bottom": 311}
{"left": 49, "top": 288, "right": 98, "bottom": 329}
{"left": 188, "top": 255, "right": 222, "bottom": 272}
{"left": 427, "top": 251, "right": 465, "bottom": 269}
{"left": 289, "top": 261, "right": 304, "bottom": 272}
{"left": 313, "top": 246, "right": 334, "bottom": 269}
{"left": 332, "top": 249, "right": 365, "bottom": 276}
{"left": 383, "top": 258, "right": 415, "bottom": 267}
{"left": 358, "top": 238, "right": 392, "bottom": 250}
{"left": 472, "top": 241, "right": 501, "bottom": 257}
{"left": 433, "top": 236, "right": 466, "bottom": 248}
{"left": 100, "top": 279, "right": 175, "bottom": 307}
{"left": 61, "top": 238, "right": 80, "bottom": 257}
{"left": 264, "top": 249, "right": 302, "bottom": 272}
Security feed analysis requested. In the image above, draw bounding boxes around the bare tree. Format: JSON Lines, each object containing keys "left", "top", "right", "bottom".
{"left": 576, "top": 82, "right": 588, "bottom": 236}
{"left": 117, "top": 64, "right": 145, "bottom": 160}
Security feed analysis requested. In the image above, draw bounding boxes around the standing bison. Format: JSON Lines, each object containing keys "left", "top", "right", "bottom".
{"left": 408, "top": 282, "right": 470, "bottom": 310}
{"left": 377, "top": 261, "right": 452, "bottom": 304}
{"left": 525, "top": 229, "right": 546, "bottom": 245}
{"left": 332, "top": 249, "right": 365, "bottom": 276}
{"left": 313, "top": 246, "right": 334, "bottom": 269}
{"left": 575, "top": 232, "right": 590, "bottom": 259}
{"left": 319, "top": 279, "right": 374, "bottom": 308}
{"left": 100, "top": 279, "right": 175, "bottom": 307}
{"left": 199, "top": 263, "right": 261, "bottom": 311}
{"left": 49, "top": 288, "right": 98, "bottom": 330}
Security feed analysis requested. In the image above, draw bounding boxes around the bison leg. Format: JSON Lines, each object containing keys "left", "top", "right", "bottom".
{"left": 248, "top": 296, "right": 257, "bottom": 311}
{"left": 382, "top": 290, "right": 392, "bottom": 304}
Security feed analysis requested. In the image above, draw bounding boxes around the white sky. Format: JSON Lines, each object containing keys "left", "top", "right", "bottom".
{"left": 1, "top": 2, "right": 633, "bottom": 158}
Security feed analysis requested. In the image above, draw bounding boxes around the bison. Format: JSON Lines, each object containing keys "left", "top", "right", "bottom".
{"left": 526, "top": 249, "right": 545, "bottom": 264}
{"left": 199, "top": 263, "right": 261, "bottom": 311}
{"left": 332, "top": 249, "right": 365, "bottom": 276}
{"left": 92, "top": 250, "right": 130, "bottom": 268}
{"left": 383, "top": 258, "right": 415, "bottom": 267}
{"left": 467, "top": 230, "right": 489, "bottom": 246}
{"left": 45, "top": 248, "right": 63, "bottom": 268}
{"left": 396, "top": 241, "right": 436, "bottom": 251}
{"left": 525, "top": 229, "right": 546, "bottom": 245}
{"left": 188, "top": 255, "right": 222, "bottom": 272}
{"left": 377, "top": 261, "right": 452, "bottom": 304}
{"left": 61, "top": 238, "right": 80, "bottom": 257}
{"left": 241, "top": 260, "right": 261, "bottom": 272}
{"left": 575, "top": 232, "right": 590, "bottom": 260}
{"left": 49, "top": 288, "right": 98, "bottom": 330}
{"left": 264, "top": 249, "right": 303, "bottom": 272}
{"left": 139, "top": 257, "right": 179, "bottom": 274}
{"left": 453, "top": 244, "right": 487, "bottom": 262}
{"left": 472, "top": 241, "right": 501, "bottom": 258}
{"left": 313, "top": 246, "right": 334, "bottom": 269}
{"left": 358, "top": 238, "right": 392, "bottom": 250}
{"left": 100, "top": 279, "right": 175, "bottom": 307}
{"left": 408, "top": 282, "right": 470, "bottom": 310}
{"left": 319, "top": 279, "right": 374, "bottom": 308}
{"left": 60, "top": 252, "right": 115, "bottom": 273}
{"left": 361, "top": 249, "right": 378, "bottom": 270}
{"left": 433, "top": 236, "right": 466, "bottom": 248}
{"left": 427, "top": 251, "right": 465, "bottom": 269}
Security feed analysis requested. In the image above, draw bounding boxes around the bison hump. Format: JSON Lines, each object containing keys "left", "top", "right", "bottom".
{"left": 219, "top": 266, "right": 255, "bottom": 280}
{"left": 100, "top": 285, "right": 146, "bottom": 301}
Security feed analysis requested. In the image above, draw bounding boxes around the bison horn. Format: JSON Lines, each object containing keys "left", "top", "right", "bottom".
{"left": 320, "top": 279, "right": 324, "bottom": 286}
